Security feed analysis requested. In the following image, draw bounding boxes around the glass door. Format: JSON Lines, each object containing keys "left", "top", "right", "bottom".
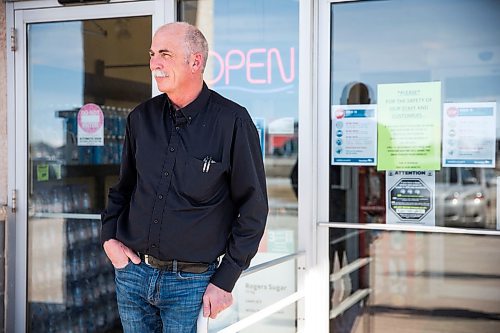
{"left": 318, "top": 1, "right": 500, "bottom": 332}
{"left": 12, "top": 2, "right": 169, "bottom": 332}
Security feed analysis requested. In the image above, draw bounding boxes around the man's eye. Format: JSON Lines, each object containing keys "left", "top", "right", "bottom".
{"left": 148, "top": 52, "right": 154, "bottom": 57}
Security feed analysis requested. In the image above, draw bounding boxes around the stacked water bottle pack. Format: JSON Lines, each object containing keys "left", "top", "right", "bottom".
{"left": 29, "top": 219, "right": 120, "bottom": 333}
{"left": 32, "top": 185, "right": 91, "bottom": 214}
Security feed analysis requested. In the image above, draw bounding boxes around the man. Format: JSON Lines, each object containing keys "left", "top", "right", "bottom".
{"left": 101, "top": 22, "right": 268, "bottom": 332}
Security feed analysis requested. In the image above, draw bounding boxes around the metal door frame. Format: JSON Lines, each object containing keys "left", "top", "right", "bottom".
{"left": 6, "top": 1, "right": 173, "bottom": 331}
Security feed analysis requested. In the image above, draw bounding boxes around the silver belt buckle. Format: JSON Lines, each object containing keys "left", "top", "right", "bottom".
{"left": 144, "top": 254, "right": 151, "bottom": 266}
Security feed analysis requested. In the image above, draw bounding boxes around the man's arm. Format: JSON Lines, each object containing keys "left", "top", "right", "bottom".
{"left": 203, "top": 115, "right": 268, "bottom": 318}
{"left": 210, "top": 115, "right": 269, "bottom": 292}
{"left": 101, "top": 115, "right": 139, "bottom": 264}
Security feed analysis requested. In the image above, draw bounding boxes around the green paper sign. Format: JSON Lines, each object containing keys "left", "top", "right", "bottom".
{"left": 37, "top": 164, "right": 49, "bottom": 181}
{"left": 377, "top": 82, "right": 442, "bottom": 171}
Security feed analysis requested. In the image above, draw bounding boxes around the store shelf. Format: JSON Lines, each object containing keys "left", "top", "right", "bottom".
{"left": 32, "top": 213, "right": 101, "bottom": 220}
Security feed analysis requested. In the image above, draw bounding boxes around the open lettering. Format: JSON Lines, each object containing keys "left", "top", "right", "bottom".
{"left": 207, "top": 47, "right": 295, "bottom": 85}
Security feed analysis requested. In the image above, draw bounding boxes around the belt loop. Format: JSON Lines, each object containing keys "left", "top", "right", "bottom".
{"left": 172, "top": 259, "right": 178, "bottom": 273}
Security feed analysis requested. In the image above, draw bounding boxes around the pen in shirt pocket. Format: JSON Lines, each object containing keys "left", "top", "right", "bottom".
{"left": 202, "top": 156, "right": 216, "bottom": 173}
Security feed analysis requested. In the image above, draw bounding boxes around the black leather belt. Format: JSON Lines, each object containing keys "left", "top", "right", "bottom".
{"left": 139, "top": 254, "right": 210, "bottom": 273}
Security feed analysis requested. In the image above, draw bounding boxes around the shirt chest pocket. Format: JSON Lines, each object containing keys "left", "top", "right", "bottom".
{"left": 177, "top": 155, "right": 227, "bottom": 204}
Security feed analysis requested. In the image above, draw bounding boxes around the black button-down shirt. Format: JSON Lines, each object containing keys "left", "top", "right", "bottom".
{"left": 101, "top": 83, "right": 268, "bottom": 291}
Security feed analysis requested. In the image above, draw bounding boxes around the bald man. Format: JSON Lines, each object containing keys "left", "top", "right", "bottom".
{"left": 101, "top": 22, "right": 268, "bottom": 332}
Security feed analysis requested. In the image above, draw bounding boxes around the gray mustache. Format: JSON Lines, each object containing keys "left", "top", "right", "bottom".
{"left": 152, "top": 69, "right": 168, "bottom": 78}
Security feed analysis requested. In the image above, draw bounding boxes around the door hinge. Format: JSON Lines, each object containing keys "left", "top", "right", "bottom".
{"left": 10, "top": 28, "right": 17, "bottom": 52}
{"left": 11, "top": 189, "right": 16, "bottom": 213}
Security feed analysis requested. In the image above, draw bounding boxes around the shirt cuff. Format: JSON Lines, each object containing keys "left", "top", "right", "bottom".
{"left": 100, "top": 213, "right": 117, "bottom": 245}
{"left": 210, "top": 258, "right": 243, "bottom": 292}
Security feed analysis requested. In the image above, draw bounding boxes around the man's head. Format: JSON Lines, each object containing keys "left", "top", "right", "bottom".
{"left": 149, "top": 22, "right": 208, "bottom": 105}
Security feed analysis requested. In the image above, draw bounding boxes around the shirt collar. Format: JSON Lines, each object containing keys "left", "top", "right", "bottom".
{"left": 166, "top": 82, "right": 211, "bottom": 124}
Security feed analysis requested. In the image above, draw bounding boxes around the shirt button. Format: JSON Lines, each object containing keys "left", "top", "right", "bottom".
{"left": 169, "top": 147, "right": 175, "bottom": 152}
{"left": 164, "top": 171, "right": 169, "bottom": 177}
{"left": 175, "top": 126, "right": 180, "bottom": 131}
{"left": 154, "top": 219, "right": 159, "bottom": 224}
{"left": 151, "top": 244, "right": 156, "bottom": 248}
{"left": 158, "top": 194, "right": 163, "bottom": 200}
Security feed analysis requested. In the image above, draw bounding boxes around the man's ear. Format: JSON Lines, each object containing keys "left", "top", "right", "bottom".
{"left": 191, "top": 53, "right": 203, "bottom": 72}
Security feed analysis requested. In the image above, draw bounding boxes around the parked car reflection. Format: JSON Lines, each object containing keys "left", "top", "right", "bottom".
{"left": 435, "top": 167, "right": 496, "bottom": 229}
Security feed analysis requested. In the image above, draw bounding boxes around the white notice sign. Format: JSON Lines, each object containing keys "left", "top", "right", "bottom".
{"left": 331, "top": 104, "right": 377, "bottom": 166}
{"left": 442, "top": 102, "right": 496, "bottom": 168}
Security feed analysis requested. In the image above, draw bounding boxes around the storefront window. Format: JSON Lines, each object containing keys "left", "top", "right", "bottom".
{"left": 179, "top": 1, "right": 299, "bottom": 331}
{"left": 328, "top": 1, "right": 500, "bottom": 332}
{"left": 329, "top": 0, "right": 500, "bottom": 230}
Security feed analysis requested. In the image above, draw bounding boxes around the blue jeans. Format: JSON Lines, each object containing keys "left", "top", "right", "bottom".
{"left": 114, "top": 261, "right": 216, "bottom": 333}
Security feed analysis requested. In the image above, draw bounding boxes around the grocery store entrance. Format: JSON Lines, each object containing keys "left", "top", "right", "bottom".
{"left": 9, "top": 2, "right": 168, "bottom": 331}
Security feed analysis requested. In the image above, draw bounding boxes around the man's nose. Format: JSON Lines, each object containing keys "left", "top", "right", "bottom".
{"left": 150, "top": 55, "right": 161, "bottom": 70}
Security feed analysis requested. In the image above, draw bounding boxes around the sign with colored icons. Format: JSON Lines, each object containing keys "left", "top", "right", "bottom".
{"left": 331, "top": 104, "right": 378, "bottom": 166}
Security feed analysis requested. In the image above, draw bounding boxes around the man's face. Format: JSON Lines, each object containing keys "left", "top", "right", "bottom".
{"left": 149, "top": 26, "right": 192, "bottom": 94}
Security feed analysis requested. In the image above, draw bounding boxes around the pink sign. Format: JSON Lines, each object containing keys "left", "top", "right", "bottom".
{"left": 77, "top": 103, "right": 104, "bottom": 146}
{"left": 78, "top": 103, "right": 104, "bottom": 133}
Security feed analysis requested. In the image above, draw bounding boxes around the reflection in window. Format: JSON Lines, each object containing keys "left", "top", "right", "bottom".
{"left": 330, "top": 0, "right": 500, "bottom": 231}
{"left": 329, "top": 1, "right": 500, "bottom": 332}
{"left": 330, "top": 228, "right": 500, "bottom": 333}
{"left": 27, "top": 16, "right": 152, "bottom": 333}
